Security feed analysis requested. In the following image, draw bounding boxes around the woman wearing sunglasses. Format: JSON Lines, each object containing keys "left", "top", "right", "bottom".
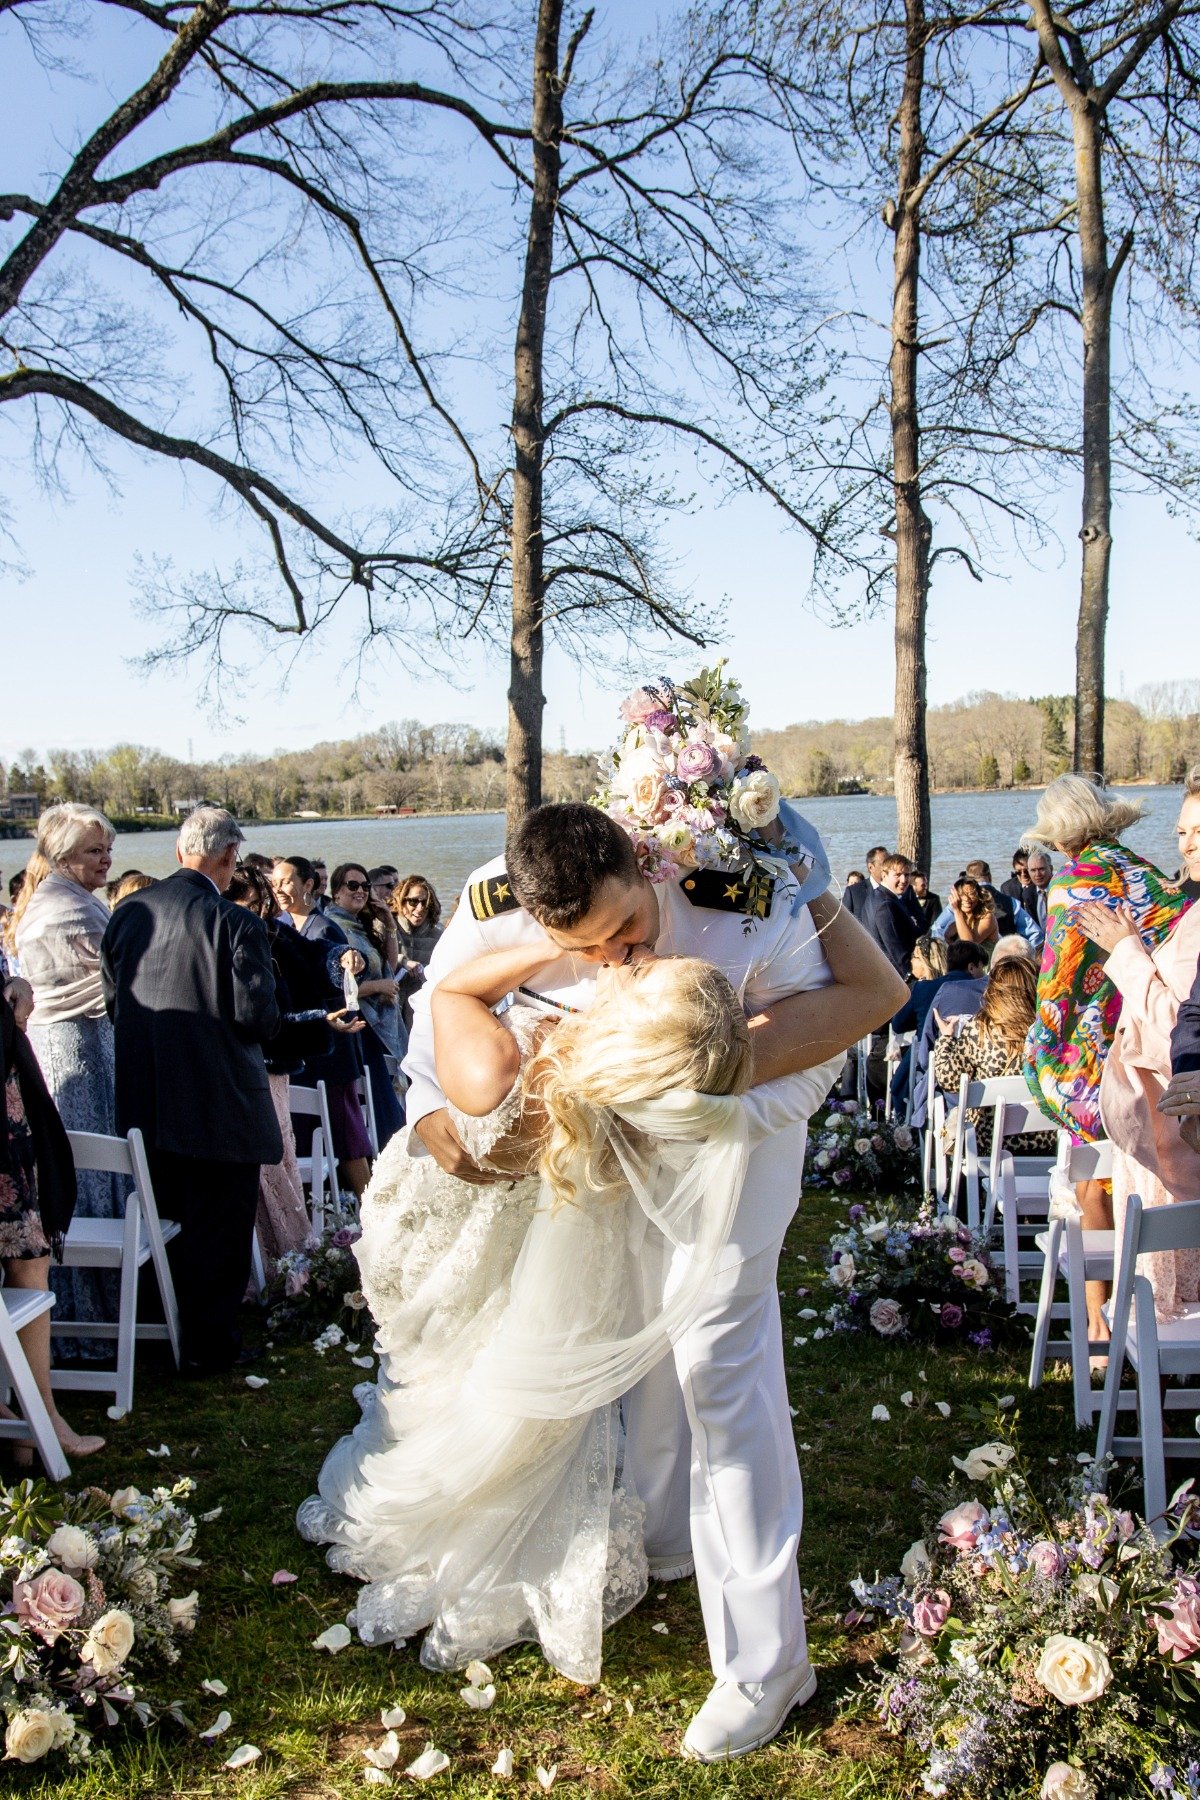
{"left": 326, "top": 864, "right": 405, "bottom": 1149}
{"left": 390, "top": 875, "right": 444, "bottom": 1029}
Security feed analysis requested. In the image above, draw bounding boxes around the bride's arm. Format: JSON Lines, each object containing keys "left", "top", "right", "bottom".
{"left": 432, "top": 938, "right": 560, "bottom": 1118}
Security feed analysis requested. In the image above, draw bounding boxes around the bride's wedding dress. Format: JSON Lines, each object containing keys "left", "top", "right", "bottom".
{"left": 297, "top": 1004, "right": 748, "bottom": 1685}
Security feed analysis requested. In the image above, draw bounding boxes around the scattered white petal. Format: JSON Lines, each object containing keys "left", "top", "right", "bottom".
{"left": 106, "top": 1404, "right": 127, "bottom": 1422}
{"left": 798, "top": 1442, "right": 813, "bottom": 1451}
{"left": 998, "top": 1395, "right": 1016, "bottom": 1410}
{"left": 460, "top": 1683, "right": 496, "bottom": 1710}
{"left": 795, "top": 1254, "right": 808, "bottom": 1263}
{"left": 624, "top": 1698, "right": 634, "bottom": 1716}
{"left": 146, "top": 1444, "right": 171, "bottom": 1458}
{"left": 351, "top": 1355, "right": 375, "bottom": 1369}
{"left": 363, "top": 1770, "right": 391, "bottom": 1789}
{"left": 1077, "top": 1451, "right": 1093, "bottom": 1464}
{"left": 797, "top": 1307, "right": 819, "bottom": 1320}
{"left": 200, "top": 1710, "right": 232, "bottom": 1739}
{"left": 788, "top": 1404, "right": 799, "bottom": 1417}
{"left": 201, "top": 1679, "right": 228, "bottom": 1697}
{"left": 465, "top": 1660, "right": 493, "bottom": 1686}
{"left": 365, "top": 1730, "right": 402, "bottom": 1769}
{"left": 223, "top": 1744, "right": 261, "bottom": 1770}
{"left": 793, "top": 1336, "right": 808, "bottom": 1349}
{"left": 312, "top": 1623, "right": 353, "bottom": 1653}
{"left": 918, "top": 1370, "right": 927, "bottom": 1382}
{"left": 244, "top": 1375, "right": 269, "bottom": 1389}
{"left": 651, "top": 1621, "right": 669, "bottom": 1634}
{"left": 381, "top": 1707, "right": 407, "bottom": 1729}
{"left": 536, "top": 1766, "right": 558, "bottom": 1791}
{"left": 812, "top": 1327, "right": 827, "bottom": 1341}
{"left": 935, "top": 1401, "right": 952, "bottom": 1418}
{"left": 871, "top": 1404, "right": 891, "bottom": 1422}
{"left": 406, "top": 1745, "right": 450, "bottom": 1780}
{"left": 201, "top": 1507, "right": 223, "bottom": 1523}
{"left": 272, "top": 1570, "right": 298, "bottom": 1585}
{"left": 491, "top": 1747, "right": 514, "bottom": 1778}
{"left": 900, "top": 1391, "right": 914, "bottom": 1408}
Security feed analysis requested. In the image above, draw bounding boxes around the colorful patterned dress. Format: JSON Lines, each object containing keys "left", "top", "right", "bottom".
{"left": 1023, "top": 839, "right": 1192, "bottom": 1141}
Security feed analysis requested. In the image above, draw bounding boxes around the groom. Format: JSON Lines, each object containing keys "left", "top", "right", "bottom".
{"left": 403, "top": 802, "right": 901, "bottom": 1758}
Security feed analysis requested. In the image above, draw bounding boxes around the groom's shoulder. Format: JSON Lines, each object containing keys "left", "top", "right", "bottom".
{"left": 461, "top": 854, "right": 522, "bottom": 924}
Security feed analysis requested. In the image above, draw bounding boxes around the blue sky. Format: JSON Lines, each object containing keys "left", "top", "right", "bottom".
{"left": 2, "top": 3, "right": 1197, "bottom": 767}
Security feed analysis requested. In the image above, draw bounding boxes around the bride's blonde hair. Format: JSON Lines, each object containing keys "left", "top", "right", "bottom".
{"left": 530, "top": 957, "right": 753, "bottom": 1208}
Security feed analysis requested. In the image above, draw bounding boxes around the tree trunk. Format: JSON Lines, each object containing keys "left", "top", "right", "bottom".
{"left": 506, "top": 0, "right": 566, "bottom": 835}
{"left": 890, "top": 0, "right": 933, "bottom": 872}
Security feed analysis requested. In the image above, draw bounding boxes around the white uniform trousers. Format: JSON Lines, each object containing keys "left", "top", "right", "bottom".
{"left": 623, "top": 1237, "right": 807, "bottom": 1685}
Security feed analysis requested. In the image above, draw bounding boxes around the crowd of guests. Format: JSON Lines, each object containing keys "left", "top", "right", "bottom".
{"left": 0, "top": 804, "right": 444, "bottom": 1451}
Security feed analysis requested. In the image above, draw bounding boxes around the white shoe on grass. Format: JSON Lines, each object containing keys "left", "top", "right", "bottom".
{"left": 681, "top": 1662, "right": 817, "bottom": 1761}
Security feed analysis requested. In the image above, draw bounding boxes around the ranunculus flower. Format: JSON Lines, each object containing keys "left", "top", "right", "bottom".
{"left": 4, "top": 1709, "right": 57, "bottom": 1764}
{"left": 14, "top": 1567, "right": 86, "bottom": 1642}
{"left": 620, "top": 686, "right": 665, "bottom": 724}
{"left": 81, "top": 1609, "right": 136, "bottom": 1678}
{"left": 948, "top": 1246, "right": 967, "bottom": 1263}
{"left": 869, "top": 1298, "right": 905, "bottom": 1337}
{"left": 676, "top": 740, "right": 721, "bottom": 783}
{"left": 830, "top": 1255, "right": 856, "bottom": 1289}
{"left": 167, "top": 1590, "right": 200, "bottom": 1632}
{"left": 911, "top": 1589, "right": 951, "bottom": 1637}
{"left": 1035, "top": 1634, "right": 1112, "bottom": 1705}
{"left": 938, "top": 1500, "right": 990, "bottom": 1553}
{"left": 952, "top": 1441, "right": 1016, "bottom": 1482}
{"left": 1041, "top": 1764, "right": 1095, "bottom": 1800}
{"left": 1156, "top": 1574, "right": 1200, "bottom": 1662}
{"left": 45, "top": 1524, "right": 97, "bottom": 1573}
{"left": 727, "top": 768, "right": 781, "bottom": 832}
{"left": 1026, "top": 1539, "right": 1066, "bottom": 1580}
{"left": 939, "top": 1302, "right": 964, "bottom": 1329}
{"left": 900, "top": 1538, "right": 931, "bottom": 1586}
{"left": 642, "top": 709, "right": 676, "bottom": 735}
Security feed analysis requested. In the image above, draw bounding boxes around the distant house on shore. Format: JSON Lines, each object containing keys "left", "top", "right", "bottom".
{"left": 0, "top": 792, "right": 39, "bottom": 820}
{"left": 173, "top": 796, "right": 211, "bottom": 814}
{"left": 373, "top": 805, "right": 417, "bottom": 817}
{"left": 292, "top": 810, "right": 322, "bottom": 820}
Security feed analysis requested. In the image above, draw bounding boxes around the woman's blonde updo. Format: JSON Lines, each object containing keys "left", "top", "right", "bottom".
{"left": 529, "top": 957, "right": 752, "bottom": 1209}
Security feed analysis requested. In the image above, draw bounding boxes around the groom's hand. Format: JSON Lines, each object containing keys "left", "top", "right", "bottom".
{"left": 414, "top": 1109, "right": 497, "bottom": 1184}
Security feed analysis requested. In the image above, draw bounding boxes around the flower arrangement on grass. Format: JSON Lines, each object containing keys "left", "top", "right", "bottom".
{"left": 0, "top": 1475, "right": 201, "bottom": 1765}
{"left": 265, "top": 1214, "right": 370, "bottom": 1341}
{"left": 848, "top": 1431, "right": 1200, "bottom": 1799}
{"left": 593, "top": 660, "right": 793, "bottom": 882}
{"left": 824, "top": 1200, "right": 1028, "bottom": 1347}
{"left": 806, "top": 1102, "right": 921, "bottom": 1194}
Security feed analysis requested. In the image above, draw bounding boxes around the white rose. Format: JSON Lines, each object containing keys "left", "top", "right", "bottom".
{"left": 727, "top": 768, "right": 781, "bottom": 832}
{"left": 122, "top": 1559, "right": 158, "bottom": 1605}
{"left": 830, "top": 1256, "right": 856, "bottom": 1290}
{"left": 1035, "top": 1634, "right": 1112, "bottom": 1706}
{"left": 952, "top": 1442, "right": 1016, "bottom": 1482}
{"left": 1041, "top": 1762, "right": 1096, "bottom": 1800}
{"left": 4, "top": 1709, "right": 58, "bottom": 1763}
{"left": 109, "top": 1486, "right": 142, "bottom": 1519}
{"left": 45, "top": 1524, "right": 97, "bottom": 1573}
{"left": 862, "top": 1220, "right": 890, "bottom": 1243}
{"left": 900, "top": 1538, "right": 931, "bottom": 1586}
{"left": 82, "top": 1608, "right": 136, "bottom": 1678}
{"left": 166, "top": 1590, "right": 200, "bottom": 1632}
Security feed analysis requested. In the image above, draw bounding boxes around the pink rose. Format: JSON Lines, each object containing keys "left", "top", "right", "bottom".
{"left": 1157, "top": 1575, "right": 1200, "bottom": 1662}
{"left": 869, "top": 1298, "right": 905, "bottom": 1337}
{"left": 937, "top": 1499, "right": 990, "bottom": 1554}
{"left": 14, "top": 1567, "right": 86, "bottom": 1642}
{"left": 677, "top": 741, "right": 722, "bottom": 783}
{"left": 620, "top": 687, "right": 664, "bottom": 724}
{"left": 911, "top": 1589, "right": 951, "bottom": 1637}
{"left": 1026, "top": 1539, "right": 1066, "bottom": 1580}
{"left": 629, "top": 770, "right": 669, "bottom": 821}
{"left": 948, "top": 1246, "right": 967, "bottom": 1263}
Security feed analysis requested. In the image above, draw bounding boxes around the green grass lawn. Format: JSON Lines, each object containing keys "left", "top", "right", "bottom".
{"left": 10, "top": 1186, "right": 1091, "bottom": 1799}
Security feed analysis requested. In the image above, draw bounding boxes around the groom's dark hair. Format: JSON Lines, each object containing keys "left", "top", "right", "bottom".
{"left": 507, "top": 804, "right": 640, "bottom": 928}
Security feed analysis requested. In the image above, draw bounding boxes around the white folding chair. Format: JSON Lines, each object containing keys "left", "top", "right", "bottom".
{"left": 0, "top": 1285, "right": 70, "bottom": 1481}
{"left": 1029, "top": 1138, "right": 1116, "bottom": 1427}
{"left": 290, "top": 1081, "right": 334, "bottom": 1235}
{"left": 855, "top": 1034, "right": 871, "bottom": 1110}
{"left": 51, "top": 1128, "right": 180, "bottom": 1419}
{"left": 1095, "top": 1193, "right": 1200, "bottom": 1527}
{"left": 980, "top": 1091, "right": 1059, "bottom": 1307}
{"left": 947, "top": 1075, "right": 1031, "bottom": 1230}
{"left": 883, "top": 1027, "right": 914, "bottom": 1123}
{"left": 355, "top": 1074, "right": 380, "bottom": 1159}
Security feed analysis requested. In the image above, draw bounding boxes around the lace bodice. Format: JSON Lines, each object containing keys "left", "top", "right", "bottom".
{"left": 445, "top": 1000, "right": 549, "bottom": 1167}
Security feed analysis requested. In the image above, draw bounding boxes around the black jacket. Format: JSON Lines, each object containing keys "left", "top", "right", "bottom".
{"left": 1173, "top": 960, "right": 1200, "bottom": 1076}
{"left": 1, "top": 993, "right": 76, "bottom": 1255}
{"left": 101, "top": 868, "right": 283, "bottom": 1164}
{"left": 869, "top": 885, "right": 921, "bottom": 976}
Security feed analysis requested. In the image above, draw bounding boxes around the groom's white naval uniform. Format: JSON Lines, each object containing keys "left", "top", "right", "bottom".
{"left": 402, "top": 836, "right": 843, "bottom": 1749}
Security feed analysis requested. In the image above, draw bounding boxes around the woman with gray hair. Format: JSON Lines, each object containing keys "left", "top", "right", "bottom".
{"left": 15, "top": 803, "right": 121, "bottom": 1363}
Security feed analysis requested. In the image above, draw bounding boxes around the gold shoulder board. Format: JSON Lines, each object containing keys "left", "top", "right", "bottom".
{"left": 678, "top": 867, "right": 775, "bottom": 919}
{"left": 469, "top": 872, "right": 520, "bottom": 921}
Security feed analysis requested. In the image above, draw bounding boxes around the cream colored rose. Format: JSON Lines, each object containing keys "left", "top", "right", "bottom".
{"left": 830, "top": 1255, "right": 856, "bottom": 1290}
{"left": 1040, "top": 1762, "right": 1096, "bottom": 1800}
{"left": 1035, "top": 1634, "right": 1112, "bottom": 1705}
{"left": 952, "top": 1442, "right": 1016, "bottom": 1481}
{"left": 122, "top": 1559, "right": 158, "bottom": 1605}
{"left": 82, "top": 1608, "right": 136, "bottom": 1677}
{"left": 166, "top": 1590, "right": 200, "bottom": 1632}
{"left": 5, "top": 1709, "right": 57, "bottom": 1764}
{"left": 900, "top": 1538, "right": 931, "bottom": 1586}
{"left": 109, "top": 1486, "right": 142, "bottom": 1519}
{"left": 728, "top": 768, "right": 781, "bottom": 832}
{"left": 45, "top": 1524, "right": 97, "bottom": 1573}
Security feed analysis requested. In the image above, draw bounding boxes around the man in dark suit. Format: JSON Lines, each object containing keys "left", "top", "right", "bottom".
{"left": 101, "top": 806, "right": 281, "bottom": 1376}
{"left": 843, "top": 845, "right": 889, "bottom": 922}
{"left": 1023, "top": 850, "right": 1054, "bottom": 933}
{"left": 869, "top": 854, "right": 921, "bottom": 977}
{"left": 909, "top": 869, "right": 941, "bottom": 929}
{"left": 1001, "top": 850, "right": 1029, "bottom": 901}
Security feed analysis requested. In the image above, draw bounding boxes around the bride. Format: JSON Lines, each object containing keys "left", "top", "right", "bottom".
{"left": 297, "top": 935, "right": 755, "bottom": 1684}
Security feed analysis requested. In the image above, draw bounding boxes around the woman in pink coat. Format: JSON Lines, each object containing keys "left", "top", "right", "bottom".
{"left": 1080, "top": 777, "right": 1200, "bottom": 1317}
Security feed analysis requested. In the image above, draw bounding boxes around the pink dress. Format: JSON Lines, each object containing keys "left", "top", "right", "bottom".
{"left": 1100, "top": 906, "right": 1200, "bottom": 1318}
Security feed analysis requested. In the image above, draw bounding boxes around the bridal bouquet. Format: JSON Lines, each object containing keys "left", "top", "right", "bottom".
{"left": 849, "top": 1435, "right": 1200, "bottom": 1799}
{"left": 806, "top": 1102, "right": 921, "bottom": 1195}
{"left": 823, "top": 1199, "right": 1027, "bottom": 1347}
{"left": 0, "top": 1475, "right": 201, "bottom": 1765}
{"left": 593, "top": 660, "right": 788, "bottom": 882}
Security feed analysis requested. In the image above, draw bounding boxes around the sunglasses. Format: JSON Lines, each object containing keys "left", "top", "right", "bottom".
{"left": 403, "top": 895, "right": 429, "bottom": 908}
{"left": 340, "top": 880, "right": 369, "bottom": 893}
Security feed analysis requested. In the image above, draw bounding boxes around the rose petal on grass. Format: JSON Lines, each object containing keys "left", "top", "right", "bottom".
{"left": 460, "top": 1683, "right": 496, "bottom": 1710}
{"left": 351, "top": 1355, "right": 375, "bottom": 1369}
{"left": 244, "top": 1375, "right": 269, "bottom": 1389}
{"left": 464, "top": 1659, "right": 493, "bottom": 1686}
{"left": 223, "top": 1744, "right": 261, "bottom": 1770}
{"left": 536, "top": 1766, "right": 558, "bottom": 1791}
{"left": 406, "top": 1745, "right": 450, "bottom": 1779}
{"left": 201, "top": 1506, "right": 223, "bottom": 1522}
{"left": 624, "top": 1698, "right": 634, "bottom": 1716}
{"left": 106, "top": 1404, "right": 128, "bottom": 1421}
{"left": 381, "top": 1707, "right": 407, "bottom": 1729}
{"left": 365, "top": 1730, "right": 402, "bottom": 1769}
{"left": 651, "top": 1622, "right": 668, "bottom": 1634}
{"left": 900, "top": 1391, "right": 914, "bottom": 1408}
{"left": 200, "top": 1710, "right": 232, "bottom": 1739}
{"left": 871, "top": 1404, "right": 891, "bottom": 1422}
{"left": 935, "top": 1401, "right": 951, "bottom": 1418}
{"left": 312, "top": 1623, "right": 353, "bottom": 1653}
{"left": 363, "top": 1770, "right": 391, "bottom": 1788}
{"left": 146, "top": 1444, "right": 171, "bottom": 1457}
{"left": 272, "top": 1570, "right": 298, "bottom": 1585}
{"left": 998, "top": 1394, "right": 1016, "bottom": 1409}
{"left": 201, "top": 1679, "right": 228, "bottom": 1697}
{"left": 491, "top": 1748, "right": 514, "bottom": 1778}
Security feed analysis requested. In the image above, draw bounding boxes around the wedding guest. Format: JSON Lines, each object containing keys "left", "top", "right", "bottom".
{"left": 110, "top": 871, "right": 154, "bottom": 905}
{"left": 1024, "top": 850, "right": 1054, "bottom": 931}
{"left": 845, "top": 870, "right": 865, "bottom": 887}
{"left": 868, "top": 854, "right": 920, "bottom": 977}
{"left": 1001, "top": 849, "right": 1030, "bottom": 901}
{"left": 963, "top": 858, "right": 1039, "bottom": 942}
{"left": 1, "top": 990, "right": 104, "bottom": 1460}
{"left": 311, "top": 858, "right": 330, "bottom": 910}
{"left": 1024, "top": 773, "right": 1189, "bottom": 1347}
{"left": 909, "top": 940, "right": 989, "bottom": 1129}
{"left": 932, "top": 957, "right": 1057, "bottom": 1159}
{"left": 326, "top": 863, "right": 404, "bottom": 1148}
{"left": 369, "top": 865, "right": 400, "bottom": 907}
{"left": 391, "top": 874, "right": 443, "bottom": 1027}
{"left": 909, "top": 869, "right": 941, "bottom": 928}
{"left": 15, "top": 806, "right": 120, "bottom": 1358}
{"left": 843, "top": 845, "right": 888, "bottom": 921}
{"left": 1083, "top": 778, "right": 1200, "bottom": 1316}
{"left": 887, "top": 935, "right": 948, "bottom": 1111}
{"left": 1178, "top": 765, "right": 1200, "bottom": 900}
{"left": 101, "top": 806, "right": 282, "bottom": 1376}
{"left": 943, "top": 876, "right": 1000, "bottom": 948}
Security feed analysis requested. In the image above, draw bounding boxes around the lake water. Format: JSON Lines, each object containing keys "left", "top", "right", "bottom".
{"left": 81, "top": 784, "right": 1187, "bottom": 905}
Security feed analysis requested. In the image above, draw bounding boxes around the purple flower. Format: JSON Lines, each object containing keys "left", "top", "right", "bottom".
{"left": 331, "top": 1228, "right": 355, "bottom": 1249}
{"left": 676, "top": 741, "right": 722, "bottom": 783}
{"left": 742, "top": 755, "right": 766, "bottom": 773}
{"left": 644, "top": 709, "right": 677, "bottom": 734}
{"left": 833, "top": 1168, "right": 852, "bottom": 1186}
{"left": 849, "top": 1204, "right": 865, "bottom": 1221}
{"left": 939, "top": 1302, "right": 964, "bottom": 1329}
{"left": 967, "top": 1328, "right": 993, "bottom": 1349}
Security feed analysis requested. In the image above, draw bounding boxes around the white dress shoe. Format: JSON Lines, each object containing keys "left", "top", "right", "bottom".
{"left": 647, "top": 1554, "right": 695, "bottom": 1582}
{"left": 681, "top": 1663, "right": 818, "bottom": 1761}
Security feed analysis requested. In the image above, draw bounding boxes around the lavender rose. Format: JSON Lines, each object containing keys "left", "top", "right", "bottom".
{"left": 676, "top": 741, "right": 722, "bottom": 783}
{"left": 939, "top": 1302, "right": 964, "bottom": 1329}
{"left": 868, "top": 1298, "right": 905, "bottom": 1337}
{"left": 14, "top": 1568, "right": 86, "bottom": 1643}
{"left": 911, "top": 1589, "right": 951, "bottom": 1637}
{"left": 1156, "top": 1574, "right": 1200, "bottom": 1662}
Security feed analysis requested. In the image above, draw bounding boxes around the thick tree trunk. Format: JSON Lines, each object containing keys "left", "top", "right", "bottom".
{"left": 506, "top": 0, "right": 566, "bottom": 835}
{"left": 890, "top": 0, "right": 933, "bottom": 872}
